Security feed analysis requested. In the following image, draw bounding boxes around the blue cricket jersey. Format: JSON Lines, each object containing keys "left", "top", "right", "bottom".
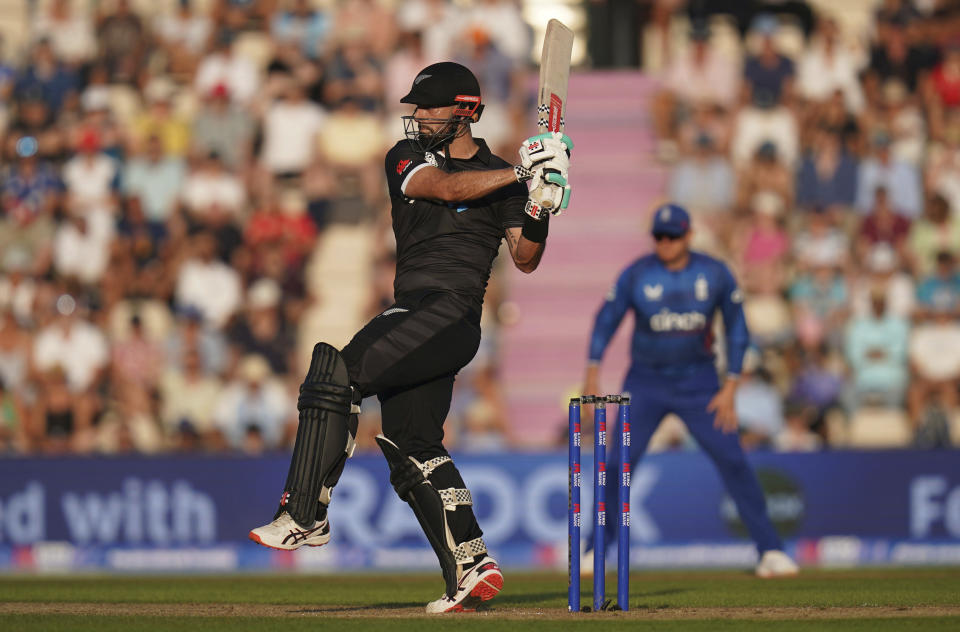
{"left": 589, "top": 252, "right": 749, "bottom": 378}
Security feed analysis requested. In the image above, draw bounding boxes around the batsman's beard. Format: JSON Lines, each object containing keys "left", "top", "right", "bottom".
{"left": 402, "top": 114, "right": 470, "bottom": 153}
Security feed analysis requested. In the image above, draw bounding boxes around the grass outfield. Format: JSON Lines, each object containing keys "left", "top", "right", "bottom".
{"left": 2, "top": 568, "right": 959, "bottom": 630}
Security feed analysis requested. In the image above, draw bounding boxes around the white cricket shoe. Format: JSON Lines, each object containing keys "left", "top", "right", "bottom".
{"left": 425, "top": 557, "right": 504, "bottom": 613}
{"left": 755, "top": 550, "right": 799, "bottom": 578}
{"left": 248, "top": 512, "right": 330, "bottom": 551}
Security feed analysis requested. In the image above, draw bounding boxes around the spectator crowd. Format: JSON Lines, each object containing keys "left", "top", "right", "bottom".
{"left": 654, "top": 0, "right": 960, "bottom": 450}
{"left": 0, "top": 0, "right": 531, "bottom": 455}
{"left": 2, "top": 0, "right": 958, "bottom": 457}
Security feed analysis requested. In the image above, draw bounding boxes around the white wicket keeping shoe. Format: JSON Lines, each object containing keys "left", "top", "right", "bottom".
{"left": 248, "top": 512, "right": 330, "bottom": 551}
{"left": 755, "top": 550, "right": 799, "bottom": 578}
{"left": 425, "top": 557, "right": 504, "bottom": 613}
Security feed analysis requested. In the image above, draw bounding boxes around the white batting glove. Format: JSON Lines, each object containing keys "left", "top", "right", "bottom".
{"left": 518, "top": 132, "right": 573, "bottom": 170}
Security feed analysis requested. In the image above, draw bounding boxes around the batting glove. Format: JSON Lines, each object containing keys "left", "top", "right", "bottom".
{"left": 518, "top": 132, "right": 574, "bottom": 171}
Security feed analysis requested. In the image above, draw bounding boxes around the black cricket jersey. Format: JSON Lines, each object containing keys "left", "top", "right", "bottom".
{"left": 384, "top": 138, "right": 528, "bottom": 310}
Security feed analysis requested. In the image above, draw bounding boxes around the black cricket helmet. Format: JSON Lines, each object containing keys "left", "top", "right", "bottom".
{"left": 401, "top": 62, "right": 484, "bottom": 152}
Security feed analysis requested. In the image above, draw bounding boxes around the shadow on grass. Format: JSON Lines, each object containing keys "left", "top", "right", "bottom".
{"left": 292, "top": 602, "right": 423, "bottom": 614}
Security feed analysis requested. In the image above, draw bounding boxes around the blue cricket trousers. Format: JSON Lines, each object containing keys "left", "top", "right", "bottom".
{"left": 602, "top": 364, "right": 782, "bottom": 554}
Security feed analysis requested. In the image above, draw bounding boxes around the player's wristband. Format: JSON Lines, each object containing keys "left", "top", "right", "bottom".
{"left": 514, "top": 165, "right": 534, "bottom": 183}
{"left": 521, "top": 212, "right": 549, "bottom": 243}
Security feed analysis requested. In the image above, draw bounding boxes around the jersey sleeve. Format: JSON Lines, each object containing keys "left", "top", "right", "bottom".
{"left": 384, "top": 142, "right": 433, "bottom": 199}
{"left": 717, "top": 262, "right": 750, "bottom": 377}
{"left": 588, "top": 265, "right": 633, "bottom": 362}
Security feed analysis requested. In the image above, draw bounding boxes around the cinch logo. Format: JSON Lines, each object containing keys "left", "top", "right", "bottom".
{"left": 396, "top": 159, "right": 412, "bottom": 174}
{"left": 650, "top": 309, "right": 707, "bottom": 332}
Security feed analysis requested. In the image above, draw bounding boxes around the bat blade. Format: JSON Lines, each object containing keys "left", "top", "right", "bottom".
{"left": 538, "top": 19, "right": 573, "bottom": 135}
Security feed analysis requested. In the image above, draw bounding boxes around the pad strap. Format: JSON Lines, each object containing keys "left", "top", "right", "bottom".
{"left": 419, "top": 456, "right": 451, "bottom": 478}
{"left": 453, "top": 537, "right": 487, "bottom": 564}
{"left": 438, "top": 488, "right": 473, "bottom": 508}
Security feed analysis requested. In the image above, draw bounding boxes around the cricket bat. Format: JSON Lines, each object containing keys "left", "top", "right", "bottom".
{"left": 533, "top": 19, "right": 574, "bottom": 212}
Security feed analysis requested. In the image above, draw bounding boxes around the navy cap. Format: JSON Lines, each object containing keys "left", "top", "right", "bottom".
{"left": 651, "top": 204, "right": 691, "bottom": 237}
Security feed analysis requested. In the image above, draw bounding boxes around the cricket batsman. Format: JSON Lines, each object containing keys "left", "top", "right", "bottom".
{"left": 584, "top": 204, "right": 798, "bottom": 577}
{"left": 249, "top": 62, "right": 572, "bottom": 612}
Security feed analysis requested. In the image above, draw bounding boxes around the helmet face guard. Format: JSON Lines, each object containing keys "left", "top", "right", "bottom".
{"left": 402, "top": 95, "right": 485, "bottom": 153}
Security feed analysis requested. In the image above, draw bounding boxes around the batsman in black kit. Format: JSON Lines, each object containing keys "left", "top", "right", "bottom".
{"left": 249, "top": 62, "right": 573, "bottom": 613}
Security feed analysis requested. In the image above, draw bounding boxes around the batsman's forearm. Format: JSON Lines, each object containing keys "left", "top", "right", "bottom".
{"left": 514, "top": 236, "right": 545, "bottom": 273}
{"left": 435, "top": 168, "right": 521, "bottom": 202}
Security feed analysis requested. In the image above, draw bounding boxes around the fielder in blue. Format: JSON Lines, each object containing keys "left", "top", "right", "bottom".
{"left": 585, "top": 204, "right": 798, "bottom": 577}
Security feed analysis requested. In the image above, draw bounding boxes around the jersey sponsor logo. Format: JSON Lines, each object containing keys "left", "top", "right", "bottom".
{"left": 414, "top": 73, "right": 432, "bottom": 85}
{"left": 695, "top": 274, "right": 709, "bottom": 301}
{"left": 396, "top": 159, "right": 413, "bottom": 175}
{"left": 643, "top": 284, "right": 663, "bottom": 301}
{"left": 650, "top": 308, "right": 707, "bottom": 332}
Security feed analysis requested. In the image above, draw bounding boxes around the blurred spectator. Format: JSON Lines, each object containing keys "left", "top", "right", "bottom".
{"left": 856, "top": 131, "right": 922, "bottom": 218}
{"left": 794, "top": 207, "right": 849, "bottom": 270}
{"left": 677, "top": 104, "right": 732, "bottom": 156}
{"left": 464, "top": 0, "right": 529, "bottom": 64}
{"left": 797, "top": 17, "right": 864, "bottom": 113}
{"left": 95, "top": 0, "right": 146, "bottom": 84}
{"left": 908, "top": 303, "right": 960, "bottom": 430}
{"left": 160, "top": 348, "right": 224, "bottom": 449}
{"left": 332, "top": 0, "right": 397, "bottom": 60}
{"left": 385, "top": 30, "right": 431, "bottom": 113}
{"left": 668, "top": 132, "right": 734, "bottom": 215}
{"left": 733, "top": 192, "right": 789, "bottom": 295}
{"left": 32, "top": 294, "right": 108, "bottom": 394}
{"left": 653, "top": 24, "right": 739, "bottom": 148}
{"left": 62, "top": 129, "right": 119, "bottom": 214}
{"left": 165, "top": 306, "right": 228, "bottom": 376}
{"left": 906, "top": 194, "right": 960, "bottom": 277}
{"left": 132, "top": 79, "right": 191, "bottom": 157}
{"left": 742, "top": 15, "right": 795, "bottom": 110}
{"left": 191, "top": 83, "right": 255, "bottom": 170}
{"left": 7, "top": 91, "right": 65, "bottom": 161}
{"left": 735, "top": 141, "right": 793, "bottom": 211}
{"left": 52, "top": 209, "right": 114, "bottom": 286}
{"left": 324, "top": 36, "right": 384, "bottom": 112}
{"left": 122, "top": 135, "right": 186, "bottom": 227}
{"left": 32, "top": 0, "right": 98, "bottom": 67}
{"left": 111, "top": 315, "right": 163, "bottom": 391}
{"left": 788, "top": 344, "right": 844, "bottom": 427}
{"left": 317, "top": 96, "right": 386, "bottom": 207}
{"left": 396, "top": 0, "right": 461, "bottom": 62}
{"left": 213, "top": 354, "right": 293, "bottom": 453}
{"left": 14, "top": 39, "right": 79, "bottom": 114}
{"left": 926, "top": 113, "right": 960, "bottom": 213}
{"left": 850, "top": 243, "right": 915, "bottom": 320}
{"left": 773, "top": 399, "right": 823, "bottom": 452}
{"left": 194, "top": 31, "right": 260, "bottom": 107}
{"left": 0, "top": 252, "right": 37, "bottom": 325}
{"left": 31, "top": 367, "right": 95, "bottom": 454}
{"left": 915, "top": 251, "right": 960, "bottom": 318}
{"left": 154, "top": 0, "right": 212, "bottom": 78}
{"left": 181, "top": 151, "right": 247, "bottom": 224}
{"left": 790, "top": 256, "right": 848, "bottom": 350}
{"left": 455, "top": 26, "right": 520, "bottom": 155}
{"left": 857, "top": 186, "right": 912, "bottom": 260}
{"left": 0, "top": 376, "right": 27, "bottom": 453}
{"left": 272, "top": 0, "right": 331, "bottom": 60}
{"left": 844, "top": 291, "right": 909, "bottom": 409}
{"left": 796, "top": 127, "right": 858, "bottom": 210}
{"left": 735, "top": 368, "right": 785, "bottom": 449}
{"left": 866, "top": 21, "right": 929, "bottom": 96}
{"left": 228, "top": 278, "right": 294, "bottom": 374}
{"left": 174, "top": 232, "right": 242, "bottom": 329}
{"left": 260, "top": 78, "right": 326, "bottom": 178}
{"left": 925, "top": 38, "right": 960, "bottom": 140}
{"left": 0, "top": 309, "right": 29, "bottom": 392}
{"left": 0, "top": 150, "right": 61, "bottom": 272}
